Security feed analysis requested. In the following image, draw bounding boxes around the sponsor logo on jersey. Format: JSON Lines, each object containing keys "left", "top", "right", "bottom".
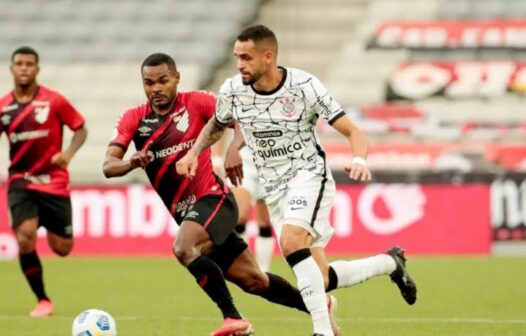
{"left": 253, "top": 130, "right": 283, "bottom": 138}
{"left": 9, "top": 129, "right": 50, "bottom": 144}
{"left": 142, "top": 118, "right": 159, "bottom": 123}
{"left": 185, "top": 210, "right": 200, "bottom": 219}
{"left": 1, "top": 114, "right": 11, "bottom": 125}
{"left": 279, "top": 97, "right": 297, "bottom": 117}
{"left": 1, "top": 104, "right": 17, "bottom": 112}
{"left": 154, "top": 139, "right": 195, "bottom": 159}
{"left": 34, "top": 104, "right": 50, "bottom": 124}
{"left": 173, "top": 194, "right": 197, "bottom": 217}
{"left": 289, "top": 196, "right": 308, "bottom": 211}
{"left": 23, "top": 173, "right": 51, "bottom": 184}
{"left": 256, "top": 141, "right": 303, "bottom": 159}
{"left": 138, "top": 126, "right": 152, "bottom": 136}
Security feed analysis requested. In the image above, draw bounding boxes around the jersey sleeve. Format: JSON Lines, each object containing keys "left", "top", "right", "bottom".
{"left": 109, "top": 109, "right": 139, "bottom": 150}
{"left": 55, "top": 94, "right": 85, "bottom": 130}
{"left": 309, "top": 76, "right": 345, "bottom": 125}
{"left": 194, "top": 90, "right": 217, "bottom": 121}
{"left": 214, "top": 79, "right": 234, "bottom": 126}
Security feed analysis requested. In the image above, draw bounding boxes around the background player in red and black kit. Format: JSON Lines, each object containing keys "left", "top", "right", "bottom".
{"left": 102, "top": 53, "right": 330, "bottom": 336}
{"left": 0, "top": 47, "right": 88, "bottom": 317}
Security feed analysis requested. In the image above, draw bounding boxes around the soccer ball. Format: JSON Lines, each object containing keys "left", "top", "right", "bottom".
{"left": 72, "top": 309, "right": 117, "bottom": 336}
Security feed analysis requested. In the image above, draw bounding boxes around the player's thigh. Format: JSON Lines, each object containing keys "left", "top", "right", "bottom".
{"left": 37, "top": 191, "right": 74, "bottom": 239}
{"left": 255, "top": 199, "right": 271, "bottom": 228}
{"left": 281, "top": 175, "right": 335, "bottom": 250}
{"left": 47, "top": 232, "right": 73, "bottom": 257}
{"left": 8, "top": 190, "right": 39, "bottom": 248}
{"left": 176, "top": 192, "right": 238, "bottom": 249}
{"left": 231, "top": 186, "right": 251, "bottom": 224}
{"left": 174, "top": 220, "right": 214, "bottom": 255}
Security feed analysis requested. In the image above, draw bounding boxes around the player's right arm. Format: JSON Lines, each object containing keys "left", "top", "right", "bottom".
{"left": 224, "top": 122, "right": 245, "bottom": 186}
{"left": 103, "top": 108, "right": 153, "bottom": 178}
{"left": 103, "top": 144, "right": 153, "bottom": 178}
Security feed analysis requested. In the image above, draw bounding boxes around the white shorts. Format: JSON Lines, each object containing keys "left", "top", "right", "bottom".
{"left": 266, "top": 170, "right": 335, "bottom": 249}
{"left": 239, "top": 147, "right": 264, "bottom": 200}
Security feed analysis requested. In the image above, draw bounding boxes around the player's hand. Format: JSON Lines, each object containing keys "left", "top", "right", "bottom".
{"left": 224, "top": 147, "right": 244, "bottom": 186}
{"left": 130, "top": 142, "right": 154, "bottom": 169}
{"left": 345, "top": 163, "right": 372, "bottom": 181}
{"left": 176, "top": 150, "right": 199, "bottom": 179}
{"left": 51, "top": 151, "right": 72, "bottom": 168}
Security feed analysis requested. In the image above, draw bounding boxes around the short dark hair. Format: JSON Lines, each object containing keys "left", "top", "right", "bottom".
{"left": 12, "top": 46, "right": 39, "bottom": 63}
{"left": 141, "top": 53, "right": 177, "bottom": 72}
{"left": 237, "top": 24, "right": 278, "bottom": 46}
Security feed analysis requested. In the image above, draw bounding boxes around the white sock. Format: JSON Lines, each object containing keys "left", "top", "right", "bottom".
{"left": 292, "top": 256, "right": 333, "bottom": 336}
{"left": 330, "top": 254, "right": 396, "bottom": 288}
{"left": 255, "top": 236, "right": 274, "bottom": 272}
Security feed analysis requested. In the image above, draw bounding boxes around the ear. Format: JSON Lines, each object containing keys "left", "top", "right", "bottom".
{"left": 175, "top": 71, "right": 181, "bottom": 84}
{"left": 9, "top": 64, "right": 14, "bottom": 76}
{"left": 264, "top": 50, "right": 274, "bottom": 65}
{"left": 35, "top": 64, "right": 40, "bottom": 76}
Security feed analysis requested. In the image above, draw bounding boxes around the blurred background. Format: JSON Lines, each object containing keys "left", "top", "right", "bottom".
{"left": 0, "top": 0, "right": 525, "bottom": 258}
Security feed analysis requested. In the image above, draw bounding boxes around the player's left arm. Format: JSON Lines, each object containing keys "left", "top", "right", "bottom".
{"left": 331, "top": 115, "right": 371, "bottom": 181}
{"left": 52, "top": 95, "right": 88, "bottom": 168}
{"left": 310, "top": 75, "right": 371, "bottom": 181}
{"left": 52, "top": 125, "right": 88, "bottom": 168}
{"left": 176, "top": 117, "right": 227, "bottom": 178}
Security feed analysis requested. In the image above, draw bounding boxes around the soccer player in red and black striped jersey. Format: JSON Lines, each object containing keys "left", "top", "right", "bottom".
{"left": 0, "top": 47, "right": 88, "bottom": 317}
{"left": 103, "top": 53, "right": 313, "bottom": 336}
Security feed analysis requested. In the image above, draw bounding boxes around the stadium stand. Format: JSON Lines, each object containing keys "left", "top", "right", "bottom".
{"left": 0, "top": 0, "right": 260, "bottom": 183}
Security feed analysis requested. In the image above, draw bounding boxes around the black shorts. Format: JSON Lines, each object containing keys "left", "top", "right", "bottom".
{"left": 180, "top": 192, "right": 248, "bottom": 272}
{"left": 8, "top": 189, "right": 73, "bottom": 238}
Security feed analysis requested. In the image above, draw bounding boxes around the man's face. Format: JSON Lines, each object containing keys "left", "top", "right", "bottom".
{"left": 233, "top": 40, "right": 269, "bottom": 85}
{"left": 142, "top": 64, "right": 180, "bottom": 110}
{"left": 10, "top": 54, "right": 39, "bottom": 87}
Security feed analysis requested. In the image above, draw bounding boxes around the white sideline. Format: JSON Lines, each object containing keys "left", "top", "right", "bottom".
{"left": 0, "top": 316, "right": 525, "bottom": 324}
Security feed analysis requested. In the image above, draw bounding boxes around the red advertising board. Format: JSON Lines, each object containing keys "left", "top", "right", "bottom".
{"left": 0, "top": 183, "right": 491, "bottom": 258}
{"left": 387, "top": 61, "right": 526, "bottom": 100}
{"left": 369, "top": 20, "right": 526, "bottom": 49}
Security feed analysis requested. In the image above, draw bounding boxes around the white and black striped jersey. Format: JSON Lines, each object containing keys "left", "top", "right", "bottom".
{"left": 215, "top": 67, "right": 345, "bottom": 201}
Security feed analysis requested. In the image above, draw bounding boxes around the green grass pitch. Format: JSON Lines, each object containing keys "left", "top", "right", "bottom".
{"left": 1, "top": 256, "right": 525, "bottom": 335}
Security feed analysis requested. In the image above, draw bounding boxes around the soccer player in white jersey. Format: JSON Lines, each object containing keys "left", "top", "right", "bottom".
{"left": 178, "top": 25, "right": 417, "bottom": 336}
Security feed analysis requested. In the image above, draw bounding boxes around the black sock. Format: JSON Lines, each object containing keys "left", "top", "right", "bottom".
{"left": 187, "top": 255, "right": 242, "bottom": 319}
{"left": 19, "top": 251, "right": 49, "bottom": 301}
{"left": 235, "top": 224, "right": 246, "bottom": 234}
{"left": 326, "top": 266, "right": 339, "bottom": 292}
{"left": 259, "top": 227, "right": 272, "bottom": 238}
{"left": 261, "top": 273, "right": 308, "bottom": 313}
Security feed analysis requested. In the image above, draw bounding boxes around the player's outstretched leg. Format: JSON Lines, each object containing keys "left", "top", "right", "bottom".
{"left": 325, "top": 246, "right": 417, "bottom": 305}
{"left": 15, "top": 218, "right": 53, "bottom": 317}
{"left": 173, "top": 221, "right": 249, "bottom": 331}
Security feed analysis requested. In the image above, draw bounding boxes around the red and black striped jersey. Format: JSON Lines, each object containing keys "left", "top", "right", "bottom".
{"left": 0, "top": 86, "right": 85, "bottom": 196}
{"left": 109, "top": 91, "right": 227, "bottom": 220}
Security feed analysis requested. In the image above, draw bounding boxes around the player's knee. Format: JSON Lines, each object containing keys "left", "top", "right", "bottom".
{"left": 279, "top": 236, "right": 304, "bottom": 257}
{"left": 240, "top": 271, "right": 268, "bottom": 295}
{"left": 173, "top": 242, "right": 197, "bottom": 266}
{"left": 51, "top": 241, "right": 73, "bottom": 257}
{"left": 16, "top": 230, "right": 37, "bottom": 252}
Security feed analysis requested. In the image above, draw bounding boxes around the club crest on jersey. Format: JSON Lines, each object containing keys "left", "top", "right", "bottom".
{"left": 34, "top": 104, "right": 50, "bottom": 124}
{"left": 1, "top": 114, "right": 11, "bottom": 125}
{"left": 174, "top": 109, "right": 189, "bottom": 132}
{"left": 138, "top": 126, "right": 152, "bottom": 136}
{"left": 279, "top": 98, "right": 297, "bottom": 117}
